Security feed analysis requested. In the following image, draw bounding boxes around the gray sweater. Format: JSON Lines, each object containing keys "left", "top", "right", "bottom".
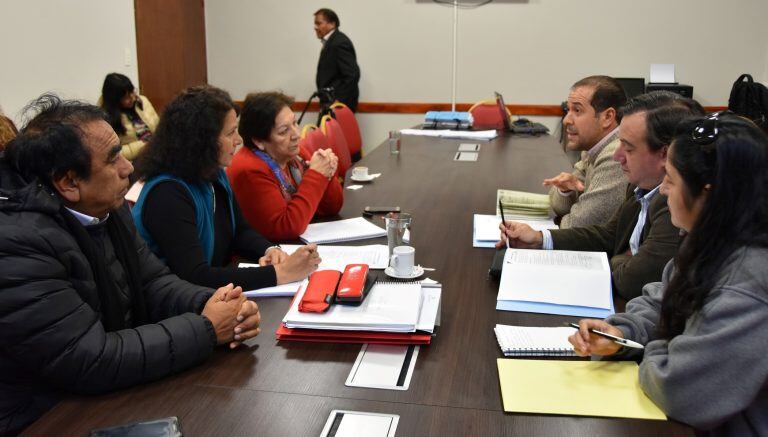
{"left": 606, "top": 247, "right": 768, "bottom": 436}
{"left": 549, "top": 132, "right": 627, "bottom": 229}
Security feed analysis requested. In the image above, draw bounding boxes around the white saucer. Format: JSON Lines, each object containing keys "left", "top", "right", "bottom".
{"left": 384, "top": 265, "right": 424, "bottom": 279}
{"left": 351, "top": 174, "right": 376, "bottom": 182}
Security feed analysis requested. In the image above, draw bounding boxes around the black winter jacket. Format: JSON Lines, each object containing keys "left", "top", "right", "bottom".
{"left": 0, "top": 160, "right": 216, "bottom": 434}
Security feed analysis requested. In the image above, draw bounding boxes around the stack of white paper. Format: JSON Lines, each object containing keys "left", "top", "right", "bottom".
{"left": 283, "top": 282, "right": 424, "bottom": 333}
{"left": 300, "top": 217, "right": 386, "bottom": 244}
{"left": 280, "top": 244, "right": 389, "bottom": 270}
{"left": 399, "top": 128, "right": 498, "bottom": 141}
{"left": 497, "top": 249, "right": 614, "bottom": 318}
{"left": 473, "top": 214, "right": 558, "bottom": 248}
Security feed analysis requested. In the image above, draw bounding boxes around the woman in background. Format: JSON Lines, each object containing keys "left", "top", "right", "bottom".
{"left": 100, "top": 73, "right": 159, "bottom": 161}
{"left": 229, "top": 91, "right": 343, "bottom": 241}
{"left": 569, "top": 113, "right": 768, "bottom": 436}
{"left": 133, "top": 86, "right": 319, "bottom": 291}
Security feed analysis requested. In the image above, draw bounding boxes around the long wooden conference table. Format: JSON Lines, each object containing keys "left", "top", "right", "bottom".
{"left": 26, "top": 133, "right": 693, "bottom": 436}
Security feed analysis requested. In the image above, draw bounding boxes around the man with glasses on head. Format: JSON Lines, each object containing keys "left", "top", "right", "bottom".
{"left": 499, "top": 91, "right": 706, "bottom": 300}
{"left": 544, "top": 75, "right": 629, "bottom": 228}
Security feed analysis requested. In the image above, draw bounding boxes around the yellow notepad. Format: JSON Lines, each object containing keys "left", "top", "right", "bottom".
{"left": 497, "top": 359, "right": 666, "bottom": 420}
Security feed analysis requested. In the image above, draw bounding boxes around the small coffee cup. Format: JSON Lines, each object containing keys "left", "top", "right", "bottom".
{"left": 352, "top": 166, "right": 369, "bottom": 179}
{"left": 390, "top": 245, "right": 415, "bottom": 276}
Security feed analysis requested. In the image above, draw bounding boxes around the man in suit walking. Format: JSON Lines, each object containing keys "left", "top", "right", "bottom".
{"left": 314, "top": 8, "right": 360, "bottom": 112}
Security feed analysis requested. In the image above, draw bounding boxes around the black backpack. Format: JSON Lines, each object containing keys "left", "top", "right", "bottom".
{"left": 728, "top": 74, "right": 768, "bottom": 130}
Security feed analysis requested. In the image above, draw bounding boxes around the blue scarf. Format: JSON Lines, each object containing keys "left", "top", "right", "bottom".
{"left": 133, "top": 169, "right": 235, "bottom": 264}
{"left": 253, "top": 149, "right": 304, "bottom": 199}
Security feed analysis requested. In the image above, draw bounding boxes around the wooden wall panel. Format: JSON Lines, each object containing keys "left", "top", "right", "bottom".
{"left": 134, "top": 0, "right": 207, "bottom": 112}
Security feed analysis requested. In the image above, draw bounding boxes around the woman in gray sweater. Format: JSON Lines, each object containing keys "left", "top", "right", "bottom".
{"left": 569, "top": 112, "right": 768, "bottom": 436}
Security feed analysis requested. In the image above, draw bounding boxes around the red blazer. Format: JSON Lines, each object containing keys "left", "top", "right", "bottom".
{"left": 227, "top": 147, "right": 343, "bottom": 241}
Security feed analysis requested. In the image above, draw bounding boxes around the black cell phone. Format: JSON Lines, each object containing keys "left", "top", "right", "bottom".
{"left": 363, "top": 206, "right": 400, "bottom": 215}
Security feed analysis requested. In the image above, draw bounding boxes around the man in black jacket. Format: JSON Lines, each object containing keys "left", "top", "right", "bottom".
{"left": 314, "top": 8, "right": 360, "bottom": 111}
{"left": 0, "top": 95, "right": 261, "bottom": 435}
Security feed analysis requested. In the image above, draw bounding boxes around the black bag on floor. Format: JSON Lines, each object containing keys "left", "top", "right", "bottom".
{"left": 728, "top": 74, "right": 768, "bottom": 130}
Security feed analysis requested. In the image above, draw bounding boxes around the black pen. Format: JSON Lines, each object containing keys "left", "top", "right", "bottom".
{"left": 498, "top": 199, "right": 510, "bottom": 249}
{"left": 568, "top": 322, "right": 644, "bottom": 350}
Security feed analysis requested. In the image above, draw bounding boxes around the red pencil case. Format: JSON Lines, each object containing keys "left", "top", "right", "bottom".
{"left": 335, "top": 264, "right": 375, "bottom": 306}
{"left": 298, "top": 270, "right": 342, "bottom": 313}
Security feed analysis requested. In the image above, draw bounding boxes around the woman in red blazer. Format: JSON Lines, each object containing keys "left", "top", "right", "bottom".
{"left": 229, "top": 91, "right": 343, "bottom": 241}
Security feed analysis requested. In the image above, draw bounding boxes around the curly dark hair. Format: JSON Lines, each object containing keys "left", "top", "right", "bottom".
{"left": 5, "top": 93, "right": 105, "bottom": 184}
{"left": 136, "top": 86, "right": 236, "bottom": 182}
{"left": 238, "top": 91, "right": 294, "bottom": 150}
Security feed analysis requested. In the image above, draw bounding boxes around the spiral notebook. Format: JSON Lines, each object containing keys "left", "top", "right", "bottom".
{"left": 299, "top": 217, "right": 387, "bottom": 244}
{"left": 494, "top": 324, "right": 575, "bottom": 357}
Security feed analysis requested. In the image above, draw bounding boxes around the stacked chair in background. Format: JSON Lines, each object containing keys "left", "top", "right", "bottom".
{"left": 298, "top": 101, "right": 364, "bottom": 181}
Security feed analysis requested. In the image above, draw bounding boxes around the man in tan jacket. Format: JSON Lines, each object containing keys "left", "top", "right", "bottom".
{"left": 545, "top": 76, "right": 628, "bottom": 228}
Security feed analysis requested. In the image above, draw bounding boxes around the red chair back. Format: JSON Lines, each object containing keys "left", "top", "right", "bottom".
{"left": 299, "top": 124, "right": 326, "bottom": 161}
{"left": 330, "top": 102, "right": 362, "bottom": 162}
{"left": 469, "top": 100, "right": 510, "bottom": 130}
{"left": 320, "top": 115, "right": 352, "bottom": 178}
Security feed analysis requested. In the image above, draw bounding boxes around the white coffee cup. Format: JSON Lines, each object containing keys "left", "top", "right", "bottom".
{"left": 390, "top": 245, "right": 415, "bottom": 276}
{"left": 352, "top": 166, "right": 369, "bottom": 179}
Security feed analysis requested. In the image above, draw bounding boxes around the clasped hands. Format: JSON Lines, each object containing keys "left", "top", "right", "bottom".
{"left": 308, "top": 148, "right": 339, "bottom": 179}
{"left": 201, "top": 244, "right": 322, "bottom": 348}
{"left": 201, "top": 283, "right": 261, "bottom": 349}
{"left": 542, "top": 172, "right": 584, "bottom": 193}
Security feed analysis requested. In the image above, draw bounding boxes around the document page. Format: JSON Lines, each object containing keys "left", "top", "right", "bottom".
{"left": 299, "top": 217, "right": 386, "bottom": 244}
{"left": 474, "top": 214, "right": 557, "bottom": 242}
{"left": 280, "top": 244, "right": 389, "bottom": 270}
{"left": 497, "top": 249, "right": 612, "bottom": 309}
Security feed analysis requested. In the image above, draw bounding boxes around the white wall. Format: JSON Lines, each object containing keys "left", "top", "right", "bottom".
{"left": 2, "top": 1, "right": 766, "bottom": 150}
{"left": 206, "top": 0, "right": 768, "bottom": 153}
{"left": 0, "top": 0, "right": 139, "bottom": 126}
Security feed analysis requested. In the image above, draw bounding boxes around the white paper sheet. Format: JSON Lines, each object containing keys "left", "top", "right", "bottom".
{"left": 416, "top": 287, "right": 441, "bottom": 332}
{"left": 299, "top": 217, "right": 386, "bottom": 244}
{"left": 473, "top": 214, "right": 558, "bottom": 248}
{"left": 399, "top": 128, "right": 498, "bottom": 141}
{"left": 650, "top": 63, "right": 675, "bottom": 83}
{"left": 497, "top": 249, "right": 612, "bottom": 309}
{"left": 244, "top": 279, "right": 305, "bottom": 298}
{"left": 279, "top": 244, "right": 389, "bottom": 270}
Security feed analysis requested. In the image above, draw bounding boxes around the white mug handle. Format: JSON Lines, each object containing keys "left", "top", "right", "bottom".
{"left": 390, "top": 253, "right": 399, "bottom": 268}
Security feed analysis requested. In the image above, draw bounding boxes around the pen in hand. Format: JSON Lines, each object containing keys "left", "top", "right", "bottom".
{"left": 567, "top": 322, "right": 644, "bottom": 350}
{"left": 499, "top": 199, "right": 510, "bottom": 249}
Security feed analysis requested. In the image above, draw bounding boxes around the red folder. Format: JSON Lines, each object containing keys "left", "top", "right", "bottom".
{"left": 276, "top": 325, "right": 432, "bottom": 345}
